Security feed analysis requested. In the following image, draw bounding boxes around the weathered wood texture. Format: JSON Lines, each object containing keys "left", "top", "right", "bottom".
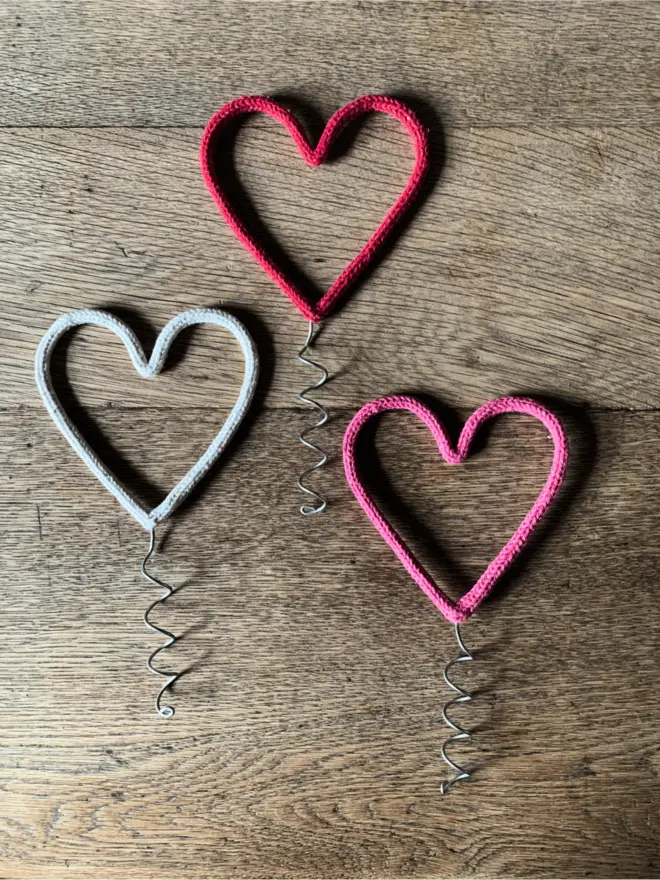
{"left": 1, "top": 1, "right": 659, "bottom": 878}
{"left": 2, "top": 405, "right": 660, "bottom": 879}
{"left": 0, "top": 1, "right": 659, "bottom": 127}
{"left": 3, "top": 121, "right": 659, "bottom": 410}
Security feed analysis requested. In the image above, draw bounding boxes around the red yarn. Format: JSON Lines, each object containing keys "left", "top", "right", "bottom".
{"left": 200, "top": 95, "right": 430, "bottom": 323}
{"left": 343, "top": 396, "right": 569, "bottom": 624}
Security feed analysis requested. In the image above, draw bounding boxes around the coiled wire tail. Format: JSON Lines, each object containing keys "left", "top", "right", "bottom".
{"left": 141, "top": 528, "right": 181, "bottom": 718}
{"left": 440, "top": 623, "right": 474, "bottom": 794}
{"left": 297, "top": 320, "right": 329, "bottom": 515}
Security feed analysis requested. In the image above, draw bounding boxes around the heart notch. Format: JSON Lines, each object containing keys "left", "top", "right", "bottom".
{"left": 35, "top": 309, "right": 259, "bottom": 530}
{"left": 200, "top": 95, "right": 430, "bottom": 322}
{"left": 343, "top": 395, "right": 569, "bottom": 623}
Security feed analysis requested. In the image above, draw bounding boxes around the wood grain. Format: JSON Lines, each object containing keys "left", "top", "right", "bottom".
{"left": 2, "top": 122, "right": 659, "bottom": 409}
{"left": 2, "top": 0, "right": 660, "bottom": 877}
{"left": 0, "top": 1, "right": 658, "bottom": 128}
{"left": 1, "top": 405, "right": 659, "bottom": 878}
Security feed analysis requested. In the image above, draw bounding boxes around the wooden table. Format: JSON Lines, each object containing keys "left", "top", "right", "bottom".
{"left": 1, "top": 2, "right": 659, "bottom": 877}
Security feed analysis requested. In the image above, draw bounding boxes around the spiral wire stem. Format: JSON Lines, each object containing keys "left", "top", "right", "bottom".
{"left": 296, "top": 320, "right": 329, "bottom": 515}
{"left": 141, "top": 528, "right": 181, "bottom": 718}
{"left": 440, "top": 623, "right": 474, "bottom": 794}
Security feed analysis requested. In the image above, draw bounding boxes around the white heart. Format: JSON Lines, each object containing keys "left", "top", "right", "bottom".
{"left": 35, "top": 308, "right": 259, "bottom": 531}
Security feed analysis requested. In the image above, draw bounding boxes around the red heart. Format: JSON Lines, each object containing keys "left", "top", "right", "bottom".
{"left": 200, "top": 95, "right": 430, "bottom": 323}
{"left": 343, "top": 396, "right": 569, "bottom": 623}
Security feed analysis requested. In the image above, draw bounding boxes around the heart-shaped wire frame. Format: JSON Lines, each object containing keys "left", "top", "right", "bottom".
{"left": 200, "top": 95, "right": 430, "bottom": 323}
{"left": 35, "top": 309, "right": 259, "bottom": 531}
{"left": 343, "top": 395, "right": 569, "bottom": 623}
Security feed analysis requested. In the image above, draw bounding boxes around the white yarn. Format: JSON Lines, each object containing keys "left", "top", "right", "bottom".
{"left": 35, "top": 309, "right": 259, "bottom": 531}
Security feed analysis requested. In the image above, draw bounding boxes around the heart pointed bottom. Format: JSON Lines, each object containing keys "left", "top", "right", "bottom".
{"left": 343, "top": 395, "right": 568, "bottom": 623}
{"left": 200, "top": 95, "right": 430, "bottom": 322}
{"left": 35, "top": 309, "right": 259, "bottom": 530}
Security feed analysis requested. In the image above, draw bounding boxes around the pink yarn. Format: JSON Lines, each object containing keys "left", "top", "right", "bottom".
{"left": 343, "top": 396, "right": 569, "bottom": 623}
{"left": 200, "top": 95, "right": 430, "bottom": 323}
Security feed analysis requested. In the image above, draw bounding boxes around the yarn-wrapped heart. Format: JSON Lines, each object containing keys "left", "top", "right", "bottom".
{"left": 200, "top": 95, "right": 430, "bottom": 323}
{"left": 35, "top": 309, "right": 259, "bottom": 531}
{"left": 343, "top": 395, "right": 568, "bottom": 623}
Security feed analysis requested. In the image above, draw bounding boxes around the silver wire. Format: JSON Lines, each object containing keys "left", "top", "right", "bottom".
{"left": 296, "top": 320, "right": 329, "bottom": 515}
{"left": 440, "top": 622, "right": 474, "bottom": 794}
{"left": 141, "top": 528, "right": 181, "bottom": 718}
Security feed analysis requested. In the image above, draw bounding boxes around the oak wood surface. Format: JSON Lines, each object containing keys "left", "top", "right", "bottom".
{"left": 1, "top": 2, "right": 659, "bottom": 879}
{"left": 1, "top": 1, "right": 659, "bottom": 128}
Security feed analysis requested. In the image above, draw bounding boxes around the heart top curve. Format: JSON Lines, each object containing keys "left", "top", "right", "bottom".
{"left": 343, "top": 395, "right": 569, "bottom": 623}
{"left": 200, "top": 95, "right": 430, "bottom": 323}
{"left": 35, "top": 309, "right": 259, "bottom": 531}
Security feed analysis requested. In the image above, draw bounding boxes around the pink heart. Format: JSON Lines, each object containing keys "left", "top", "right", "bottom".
{"left": 200, "top": 95, "right": 430, "bottom": 323}
{"left": 343, "top": 395, "right": 569, "bottom": 623}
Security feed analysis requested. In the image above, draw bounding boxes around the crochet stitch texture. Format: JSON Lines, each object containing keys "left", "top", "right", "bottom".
{"left": 343, "top": 395, "right": 569, "bottom": 623}
{"left": 35, "top": 309, "right": 259, "bottom": 530}
{"left": 200, "top": 95, "right": 430, "bottom": 322}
